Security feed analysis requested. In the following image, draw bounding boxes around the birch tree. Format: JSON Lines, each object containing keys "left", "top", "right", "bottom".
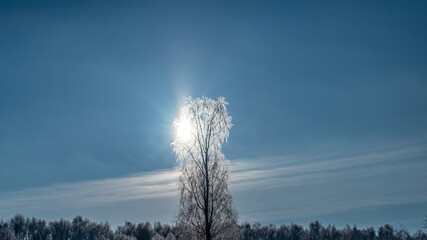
{"left": 172, "top": 96, "right": 238, "bottom": 240}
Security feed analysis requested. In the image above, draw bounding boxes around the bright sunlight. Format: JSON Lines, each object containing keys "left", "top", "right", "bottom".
{"left": 176, "top": 116, "right": 193, "bottom": 141}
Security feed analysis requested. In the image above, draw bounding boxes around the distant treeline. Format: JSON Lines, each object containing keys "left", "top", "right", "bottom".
{"left": 1, "top": 214, "right": 426, "bottom": 240}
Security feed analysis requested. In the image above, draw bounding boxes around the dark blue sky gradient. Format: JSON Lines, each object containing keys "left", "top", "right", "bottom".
{"left": 1, "top": 0, "right": 427, "bottom": 231}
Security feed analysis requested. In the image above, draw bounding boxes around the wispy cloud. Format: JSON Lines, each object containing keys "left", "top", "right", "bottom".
{"left": 231, "top": 142, "right": 427, "bottom": 191}
{"left": 0, "top": 169, "right": 180, "bottom": 212}
{"left": 1, "top": 141, "right": 426, "bottom": 228}
{"left": 231, "top": 142, "right": 427, "bottom": 223}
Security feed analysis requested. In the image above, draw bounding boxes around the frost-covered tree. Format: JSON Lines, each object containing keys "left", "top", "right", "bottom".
{"left": 28, "top": 217, "right": 49, "bottom": 240}
{"left": 10, "top": 214, "right": 27, "bottom": 240}
{"left": 152, "top": 232, "right": 165, "bottom": 240}
{"left": 165, "top": 232, "right": 176, "bottom": 240}
{"left": 172, "top": 96, "right": 238, "bottom": 240}
{"left": 50, "top": 219, "right": 72, "bottom": 240}
{"left": 135, "top": 222, "right": 153, "bottom": 240}
{"left": 0, "top": 221, "right": 16, "bottom": 240}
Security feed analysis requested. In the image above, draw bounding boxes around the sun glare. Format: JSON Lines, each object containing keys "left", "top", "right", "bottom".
{"left": 176, "top": 117, "right": 192, "bottom": 141}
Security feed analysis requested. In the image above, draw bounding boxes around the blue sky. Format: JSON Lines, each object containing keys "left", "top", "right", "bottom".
{"left": 1, "top": 0, "right": 427, "bottom": 232}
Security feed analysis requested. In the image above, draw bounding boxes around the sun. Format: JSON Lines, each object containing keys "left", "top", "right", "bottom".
{"left": 176, "top": 117, "right": 193, "bottom": 141}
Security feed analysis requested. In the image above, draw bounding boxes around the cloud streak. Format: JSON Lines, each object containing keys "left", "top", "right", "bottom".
{"left": 0, "top": 169, "right": 180, "bottom": 212}
{"left": 232, "top": 142, "right": 427, "bottom": 224}
{"left": 1, "top": 141, "right": 426, "bottom": 228}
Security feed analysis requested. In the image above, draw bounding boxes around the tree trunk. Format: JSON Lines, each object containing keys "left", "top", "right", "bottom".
{"left": 205, "top": 150, "right": 211, "bottom": 240}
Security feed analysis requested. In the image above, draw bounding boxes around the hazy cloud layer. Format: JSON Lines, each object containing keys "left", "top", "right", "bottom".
{"left": 1, "top": 141, "right": 426, "bottom": 230}
{"left": 232, "top": 142, "right": 427, "bottom": 222}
